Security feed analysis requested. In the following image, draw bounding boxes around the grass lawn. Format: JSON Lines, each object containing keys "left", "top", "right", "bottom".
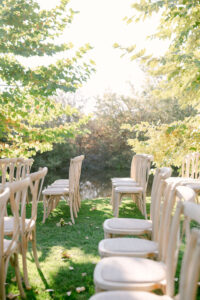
{"left": 5, "top": 197, "right": 200, "bottom": 299}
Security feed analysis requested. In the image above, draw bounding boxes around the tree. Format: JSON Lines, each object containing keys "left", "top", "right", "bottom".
{"left": 0, "top": 0, "right": 95, "bottom": 157}
{"left": 118, "top": 0, "right": 200, "bottom": 167}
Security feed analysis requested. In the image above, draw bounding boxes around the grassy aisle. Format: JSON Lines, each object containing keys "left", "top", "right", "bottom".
{"left": 6, "top": 198, "right": 146, "bottom": 299}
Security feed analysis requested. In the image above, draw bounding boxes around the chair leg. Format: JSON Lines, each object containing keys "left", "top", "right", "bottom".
{"left": 42, "top": 195, "right": 47, "bottom": 223}
{"left": 69, "top": 199, "right": 75, "bottom": 224}
{"left": 0, "top": 259, "right": 6, "bottom": 300}
{"left": 21, "top": 237, "right": 31, "bottom": 290}
{"left": 113, "top": 191, "right": 120, "bottom": 217}
{"left": 110, "top": 186, "right": 114, "bottom": 205}
{"left": 104, "top": 232, "right": 112, "bottom": 239}
{"left": 13, "top": 253, "right": 26, "bottom": 298}
{"left": 31, "top": 228, "right": 40, "bottom": 269}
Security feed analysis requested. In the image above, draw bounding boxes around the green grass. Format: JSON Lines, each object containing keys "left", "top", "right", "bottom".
{"left": 5, "top": 197, "right": 200, "bottom": 299}
{"left": 6, "top": 197, "right": 147, "bottom": 299}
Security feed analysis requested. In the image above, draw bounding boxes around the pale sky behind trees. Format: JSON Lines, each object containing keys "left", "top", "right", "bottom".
{"left": 34, "top": 0, "right": 169, "bottom": 110}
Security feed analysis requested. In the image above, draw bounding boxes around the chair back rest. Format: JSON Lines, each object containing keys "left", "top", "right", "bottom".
{"left": 69, "top": 155, "right": 84, "bottom": 193}
{"left": 16, "top": 158, "right": 34, "bottom": 180}
{"left": 27, "top": 167, "right": 48, "bottom": 230}
{"left": 150, "top": 167, "right": 172, "bottom": 241}
{"left": 0, "top": 158, "right": 17, "bottom": 185}
{"left": 166, "top": 198, "right": 200, "bottom": 297}
{"left": 0, "top": 158, "right": 34, "bottom": 185}
{"left": 158, "top": 184, "right": 196, "bottom": 263}
{"left": 178, "top": 229, "right": 200, "bottom": 300}
{"left": 0, "top": 188, "right": 10, "bottom": 258}
{"left": 182, "top": 152, "right": 200, "bottom": 179}
{"left": 5, "top": 178, "right": 30, "bottom": 254}
{"left": 130, "top": 154, "right": 153, "bottom": 191}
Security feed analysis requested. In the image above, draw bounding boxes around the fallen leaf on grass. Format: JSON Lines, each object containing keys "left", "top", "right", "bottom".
{"left": 76, "top": 286, "right": 85, "bottom": 293}
{"left": 7, "top": 293, "right": 20, "bottom": 299}
{"left": 91, "top": 206, "right": 97, "bottom": 211}
{"left": 56, "top": 218, "right": 69, "bottom": 227}
{"left": 81, "top": 272, "right": 87, "bottom": 277}
{"left": 86, "top": 216, "right": 90, "bottom": 219}
{"left": 69, "top": 266, "right": 74, "bottom": 270}
{"left": 95, "top": 226, "right": 100, "bottom": 229}
{"left": 66, "top": 291, "right": 72, "bottom": 296}
{"left": 174, "top": 278, "right": 178, "bottom": 282}
{"left": 61, "top": 251, "right": 71, "bottom": 259}
{"left": 85, "top": 236, "right": 89, "bottom": 240}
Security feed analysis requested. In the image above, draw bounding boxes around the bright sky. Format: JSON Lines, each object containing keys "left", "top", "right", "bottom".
{"left": 35, "top": 0, "right": 168, "bottom": 109}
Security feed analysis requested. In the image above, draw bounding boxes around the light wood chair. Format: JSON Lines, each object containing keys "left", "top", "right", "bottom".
{"left": 50, "top": 155, "right": 84, "bottom": 212}
{"left": 182, "top": 152, "right": 200, "bottom": 179}
{"left": 93, "top": 186, "right": 198, "bottom": 294}
{"left": 99, "top": 170, "right": 176, "bottom": 258}
{"left": 90, "top": 227, "right": 200, "bottom": 300}
{"left": 0, "top": 157, "right": 34, "bottom": 186}
{"left": 4, "top": 167, "right": 47, "bottom": 289}
{"left": 42, "top": 156, "right": 84, "bottom": 224}
{"left": 104, "top": 167, "right": 172, "bottom": 239}
{"left": 1, "top": 180, "right": 30, "bottom": 299}
{"left": 111, "top": 154, "right": 153, "bottom": 219}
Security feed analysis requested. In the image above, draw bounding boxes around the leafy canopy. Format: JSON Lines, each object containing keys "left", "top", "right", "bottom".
{"left": 0, "top": 0, "right": 95, "bottom": 157}
{"left": 120, "top": 0, "right": 200, "bottom": 167}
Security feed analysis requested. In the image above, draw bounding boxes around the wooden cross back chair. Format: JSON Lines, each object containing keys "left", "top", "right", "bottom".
{"left": 4, "top": 167, "right": 47, "bottom": 289}
{"left": 1, "top": 179, "right": 31, "bottom": 299}
{"left": 42, "top": 155, "right": 84, "bottom": 224}
{"left": 111, "top": 154, "right": 153, "bottom": 219}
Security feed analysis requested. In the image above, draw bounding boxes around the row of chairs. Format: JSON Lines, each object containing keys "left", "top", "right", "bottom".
{"left": 0, "top": 167, "right": 47, "bottom": 299}
{"left": 90, "top": 166, "right": 200, "bottom": 299}
{"left": 111, "top": 152, "right": 200, "bottom": 220}
{"left": 42, "top": 155, "right": 84, "bottom": 224}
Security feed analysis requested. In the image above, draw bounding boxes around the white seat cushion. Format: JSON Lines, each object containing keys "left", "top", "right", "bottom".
{"left": 53, "top": 179, "right": 69, "bottom": 185}
{"left": 94, "top": 256, "right": 166, "bottom": 290}
{"left": 4, "top": 239, "right": 18, "bottom": 253}
{"left": 104, "top": 218, "right": 152, "bottom": 235}
{"left": 4, "top": 217, "right": 35, "bottom": 235}
{"left": 99, "top": 238, "right": 158, "bottom": 258}
{"left": 115, "top": 186, "right": 143, "bottom": 193}
{"left": 90, "top": 291, "right": 172, "bottom": 300}
{"left": 113, "top": 182, "right": 139, "bottom": 187}
{"left": 42, "top": 187, "right": 69, "bottom": 196}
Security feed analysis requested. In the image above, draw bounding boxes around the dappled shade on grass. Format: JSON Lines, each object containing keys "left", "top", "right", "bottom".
{"left": 6, "top": 197, "right": 146, "bottom": 299}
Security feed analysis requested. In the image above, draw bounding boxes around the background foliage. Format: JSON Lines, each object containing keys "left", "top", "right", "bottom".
{"left": 119, "top": 0, "right": 200, "bottom": 167}
{"left": 0, "top": 0, "right": 94, "bottom": 157}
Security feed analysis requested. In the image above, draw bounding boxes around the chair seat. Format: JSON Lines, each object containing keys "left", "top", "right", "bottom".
{"left": 4, "top": 217, "right": 35, "bottom": 235}
{"left": 112, "top": 178, "right": 137, "bottom": 183}
{"left": 115, "top": 186, "right": 143, "bottom": 193}
{"left": 104, "top": 218, "right": 152, "bottom": 235}
{"left": 113, "top": 181, "right": 140, "bottom": 187}
{"left": 53, "top": 179, "right": 69, "bottom": 185}
{"left": 4, "top": 239, "right": 18, "bottom": 253}
{"left": 94, "top": 256, "right": 166, "bottom": 290}
{"left": 42, "top": 187, "right": 69, "bottom": 196}
{"left": 99, "top": 238, "right": 158, "bottom": 258}
{"left": 90, "top": 291, "right": 172, "bottom": 300}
